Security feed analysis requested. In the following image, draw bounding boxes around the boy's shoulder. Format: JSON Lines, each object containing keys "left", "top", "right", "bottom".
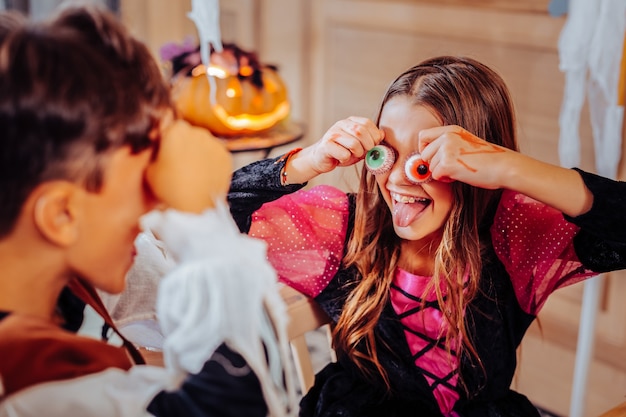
{"left": 0, "top": 313, "right": 132, "bottom": 397}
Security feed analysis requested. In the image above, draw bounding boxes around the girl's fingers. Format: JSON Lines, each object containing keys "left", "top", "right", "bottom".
{"left": 428, "top": 153, "right": 455, "bottom": 183}
{"left": 428, "top": 151, "right": 444, "bottom": 180}
{"left": 326, "top": 117, "right": 382, "bottom": 159}
{"left": 419, "top": 139, "right": 438, "bottom": 164}
{"left": 325, "top": 139, "right": 354, "bottom": 164}
{"left": 418, "top": 125, "right": 449, "bottom": 153}
{"left": 337, "top": 118, "right": 382, "bottom": 154}
{"left": 420, "top": 125, "right": 509, "bottom": 188}
{"left": 418, "top": 125, "right": 466, "bottom": 154}
{"left": 311, "top": 117, "right": 384, "bottom": 173}
{"left": 419, "top": 126, "right": 471, "bottom": 183}
{"left": 348, "top": 116, "right": 384, "bottom": 148}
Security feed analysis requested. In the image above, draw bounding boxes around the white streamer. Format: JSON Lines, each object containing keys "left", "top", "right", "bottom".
{"left": 143, "top": 204, "right": 298, "bottom": 417}
{"left": 187, "top": 0, "right": 223, "bottom": 105}
{"left": 558, "top": 0, "right": 625, "bottom": 179}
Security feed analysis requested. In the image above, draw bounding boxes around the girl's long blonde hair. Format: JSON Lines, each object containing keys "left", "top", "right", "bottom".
{"left": 333, "top": 56, "right": 519, "bottom": 390}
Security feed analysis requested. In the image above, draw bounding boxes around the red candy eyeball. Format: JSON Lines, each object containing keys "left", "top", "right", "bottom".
{"left": 404, "top": 153, "right": 431, "bottom": 184}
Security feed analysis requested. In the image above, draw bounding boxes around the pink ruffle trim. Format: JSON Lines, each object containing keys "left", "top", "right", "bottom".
{"left": 249, "top": 185, "right": 349, "bottom": 297}
{"left": 491, "top": 190, "right": 597, "bottom": 314}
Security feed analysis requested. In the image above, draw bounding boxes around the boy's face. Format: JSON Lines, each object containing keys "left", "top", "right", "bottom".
{"left": 67, "top": 145, "right": 156, "bottom": 294}
{"left": 60, "top": 114, "right": 232, "bottom": 294}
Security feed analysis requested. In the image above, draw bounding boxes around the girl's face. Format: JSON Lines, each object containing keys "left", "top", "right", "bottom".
{"left": 375, "top": 96, "right": 454, "bottom": 245}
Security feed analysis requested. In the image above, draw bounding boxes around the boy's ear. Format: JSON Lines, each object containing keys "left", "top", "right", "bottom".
{"left": 33, "top": 182, "right": 81, "bottom": 247}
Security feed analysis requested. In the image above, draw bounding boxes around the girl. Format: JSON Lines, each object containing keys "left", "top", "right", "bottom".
{"left": 228, "top": 56, "right": 626, "bottom": 417}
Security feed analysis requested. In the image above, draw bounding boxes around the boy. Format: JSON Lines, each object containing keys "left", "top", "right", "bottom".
{"left": 0, "top": 5, "right": 291, "bottom": 416}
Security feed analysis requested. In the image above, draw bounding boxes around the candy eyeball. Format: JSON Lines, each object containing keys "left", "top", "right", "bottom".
{"left": 404, "top": 152, "right": 431, "bottom": 184}
{"left": 365, "top": 145, "right": 395, "bottom": 175}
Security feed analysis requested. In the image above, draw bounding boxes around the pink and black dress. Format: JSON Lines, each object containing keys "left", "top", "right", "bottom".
{"left": 228, "top": 157, "right": 626, "bottom": 417}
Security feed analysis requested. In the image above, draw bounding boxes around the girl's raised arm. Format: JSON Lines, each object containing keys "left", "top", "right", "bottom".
{"left": 418, "top": 125, "right": 593, "bottom": 217}
{"left": 283, "top": 117, "right": 384, "bottom": 185}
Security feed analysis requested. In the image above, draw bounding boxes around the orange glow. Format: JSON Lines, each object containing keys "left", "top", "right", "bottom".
{"left": 206, "top": 65, "right": 228, "bottom": 78}
{"left": 225, "top": 78, "right": 242, "bottom": 98}
{"left": 189, "top": 63, "right": 240, "bottom": 79}
{"left": 264, "top": 77, "right": 278, "bottom": 93}
{"left": 191, "top": 64, "right": 206, "bottom": 77}
{"left": 172, "top": 60, "right": 291, "bottom": 136}
{"left": 239, "top": 65, "right": 254, "bottom": 77}
{"left": 212, "top": 101, "right": 290, "bottom": 131}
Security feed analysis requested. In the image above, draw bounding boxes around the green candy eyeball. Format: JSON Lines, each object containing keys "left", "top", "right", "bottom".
{"left": 365, "top": 145, "right": 395, "bottom": 175}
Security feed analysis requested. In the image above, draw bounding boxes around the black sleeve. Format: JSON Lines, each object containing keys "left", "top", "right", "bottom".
{"left": 147, "top": 344, "right": 268, "bottom": 417}
{"left": 565, "top": 168, "right": 626, "bottom": 272}
{"left": 227, "top": 156, "right": 305, "bottom": 233}
{"left": 565, "top": 168, "right": 626, "bottom": 241}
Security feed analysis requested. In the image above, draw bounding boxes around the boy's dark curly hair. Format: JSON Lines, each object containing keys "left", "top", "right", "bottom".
{"left": 0, "top": 5, "right": 172, "bottom": 237}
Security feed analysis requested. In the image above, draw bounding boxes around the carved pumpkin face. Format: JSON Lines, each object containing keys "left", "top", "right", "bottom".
{"left": 171, "top": 61, "right": 290, "bottom": 137}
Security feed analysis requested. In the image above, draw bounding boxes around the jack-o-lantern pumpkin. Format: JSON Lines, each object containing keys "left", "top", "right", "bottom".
{"left": 167, "top": 43, "right": 290, "bottom": 137}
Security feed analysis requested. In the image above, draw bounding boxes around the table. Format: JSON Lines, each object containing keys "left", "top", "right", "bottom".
{"left": 218, "top": 120, "right": 305, "bottom": 158}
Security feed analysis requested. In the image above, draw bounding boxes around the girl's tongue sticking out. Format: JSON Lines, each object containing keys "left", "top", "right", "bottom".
{"left": 392, "top": 194, "right": 431, "bottom": 228}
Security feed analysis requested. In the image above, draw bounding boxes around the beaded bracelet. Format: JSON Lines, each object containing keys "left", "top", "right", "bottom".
{"left": 275, "top": 147, "right": 303, "bottom": 185}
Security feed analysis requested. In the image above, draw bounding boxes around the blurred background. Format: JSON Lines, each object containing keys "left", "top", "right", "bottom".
{"left": 3, "top": 1, "right": 625, "bottom": 416}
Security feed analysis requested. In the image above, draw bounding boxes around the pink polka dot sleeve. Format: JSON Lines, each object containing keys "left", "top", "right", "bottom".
{"left": 491, "top": 190, "right": 597, "bottom": 315}
{"left": 249, "top": 185, "right": 350, "bottom": 298}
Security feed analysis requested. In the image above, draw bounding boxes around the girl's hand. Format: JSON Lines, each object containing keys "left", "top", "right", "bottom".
{"left": 418, "top": 125, "right": 512, "bottom": 189}
{"left": 283, "top": 117, "right": 384, "bottom": 185}
{"left": 305, "top": 116, "right": 384, "bottom": 175}
{"left": 420, "top": 125, "right": 595, "bottom": 217}
{"left": 146, "top": 118, "right": 232, "bottom": 213}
